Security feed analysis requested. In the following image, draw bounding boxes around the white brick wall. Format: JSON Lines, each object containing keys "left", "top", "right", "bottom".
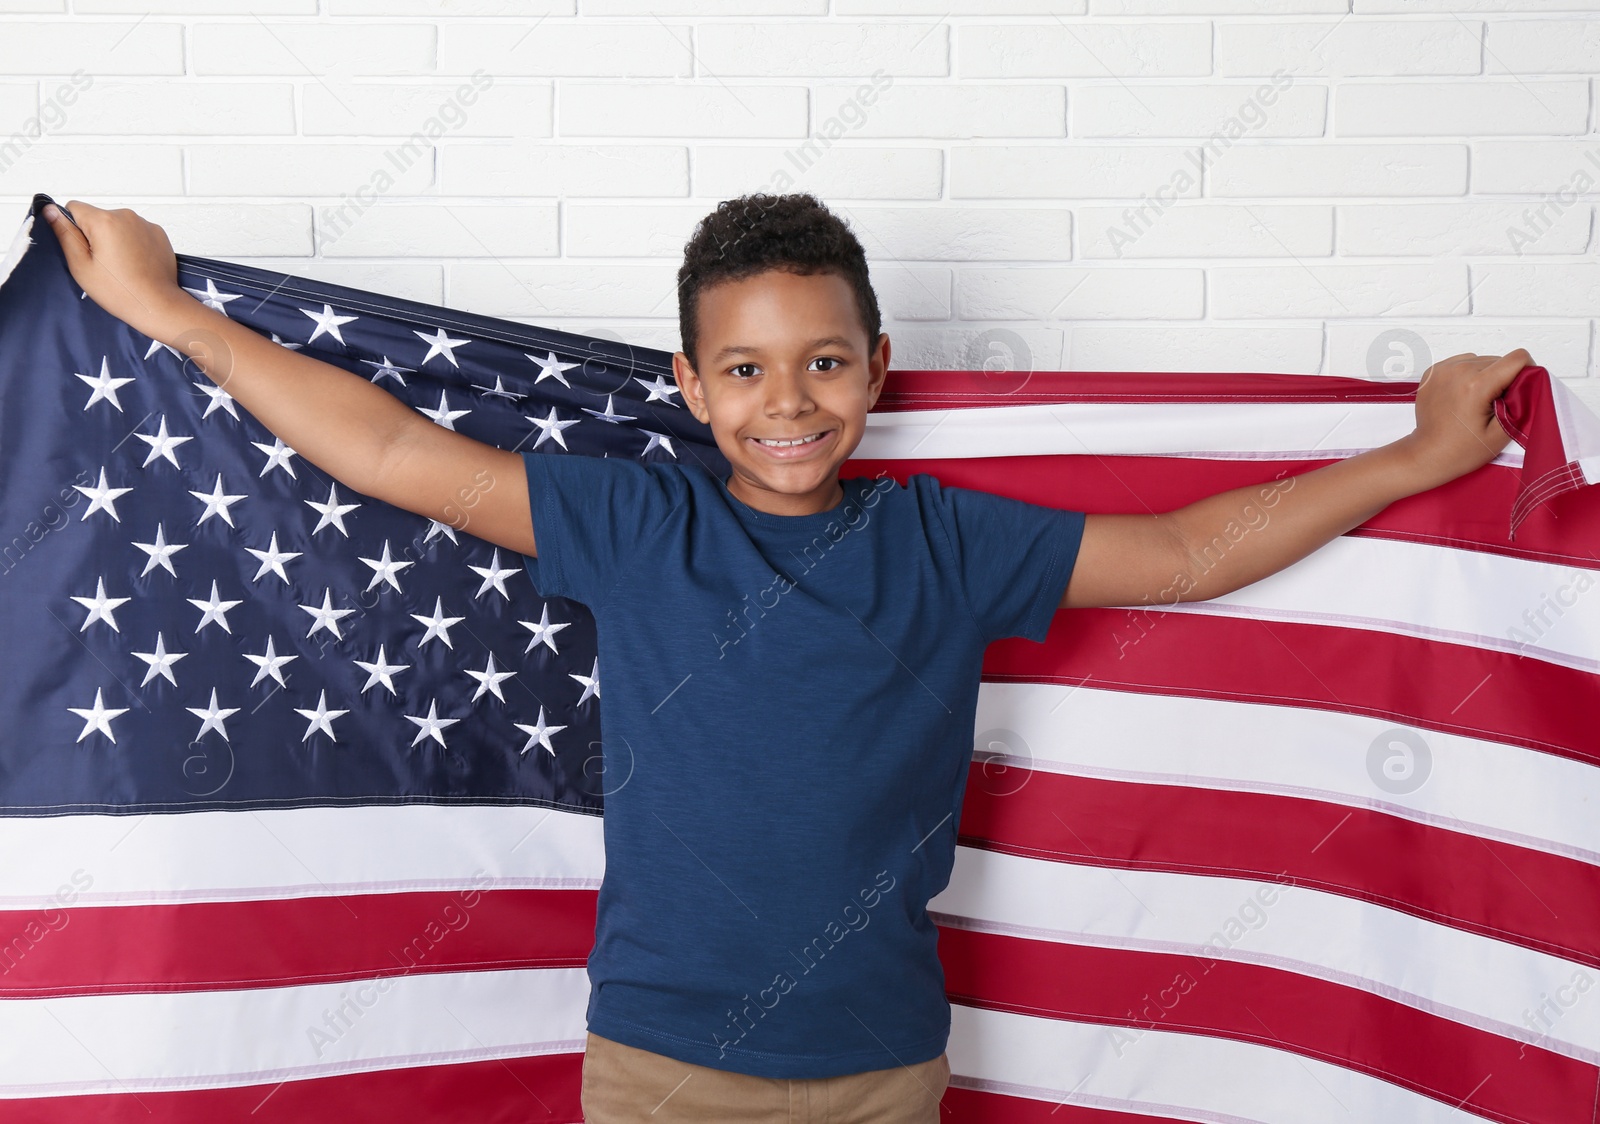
{"left": 0, "top": 2, "right": 1594, "bottom": 394}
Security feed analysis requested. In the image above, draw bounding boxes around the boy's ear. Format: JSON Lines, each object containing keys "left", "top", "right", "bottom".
{"left": 867, "top": 332, "right": 890, "bottom": 408}
{"left": 672, "top": 350, "right": 710, "bottom": 424}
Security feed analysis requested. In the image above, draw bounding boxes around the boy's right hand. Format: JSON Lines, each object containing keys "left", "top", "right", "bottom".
{"left": 43, "top": 199, "right": 190, "bottom": 341}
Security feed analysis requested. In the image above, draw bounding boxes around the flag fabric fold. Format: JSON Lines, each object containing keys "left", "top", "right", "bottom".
{"left": 3, "top": 192, "right": 1599, "bottom": 1123}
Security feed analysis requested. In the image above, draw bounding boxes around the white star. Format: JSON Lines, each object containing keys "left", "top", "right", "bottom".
{"left": 362, "top": 355, "right": 414, "bottom": 386}
{"left": 518, "top": 604, "right": 572, "bottom": 655}
{"left": 74, "top": 356, "right": 135, "bottom": 412}
{"left": 423, "top": 519, "right": 459, "bottom": 545}
{"left": 468, "top": 547, "right": 519, "bottom": 601}
{"left": 134, "top": 415, "right": 194, "bottom": 469}
{"left": 252, "top": 436, "right": 299, "bottom": 479}
{"left": 305, "top": 482, "right": 361, "bottom": 537}
{"left": 186, "top": 687, "right": 240, "bottom": 742}
{"left": 132, "top": 631, "right": 188, "bottom": 688}
{"left": 471, "top": 374, "right": 526, "bottom": 403}
{"left": 71, "top": 576, "right": 131, "bottom": 633}
{"left": 359, "top": 539, "right": 414, "bottom": 594}
{"left": 190, "top": 473, "right": 247, "bottom": 527}
{"left": 244, "top": 530, "right": 303, "bottom": 583}
{"left": 188, "top": 579, "right": 244, "bottom": 634}
{"left": 144, "top": 337, "right": 182, "bottom": 362}
{"left": 74, "top": 466, "right": 133, "bottom": 523}
{"left": 570, "top": 656, "right": 600, "bottom": 705}
{"left": 300, "top": 587, "right": 357, "bottom": 641}
{"left": 418, "top": 390, "right": 471, "bottom": 431}
{"left": 243, "top": 634, "right": 299, "bottom": 688}
{"left": 514, "top": 706, "right": 568, "bottom": 756}
{"left": 133, "top": 523, "right": 189, "bottom": 578}
{"left": 582, "top": 395, "right": 637, "bottom": 425}
{"left": 527, "top": 406, "right": 582, "bottom": 450}
{"left": 415, "top": 326, "right": 471, "bottom": 367}
{"left": 294, "top": 689, "right": 349, "bottom": 743}
{"left": 353, "top": 644, "right": 410, "bottom": 696}
{"left": 404, "top": 699, "right": 460, "bottom": 749}
{"left": 527, "top": 350, "right": 579, "bottom": 387}
{"left": 641, "top": 431, "right": 677, "bottom": 458}
{"left": 301, "top": 303, "right": 358, "bottom": 346}
{"left": 270, "top": 333, "right": 304, "bottom": 352}
{"left": 193, "top": 379, "right": 240, "bottom": 420}
{"left": 464, "top": 651, "right": 516, "bottom": 703}
{"left": 634, "top": 374, "right": 682, "bottom": 405}
{"left": 410, "top": 595, "right": 465, "bottom": 650}
{"left": 68, "top": 688, "right": 130, "bottom": 745}
{"left": 183, "top": 278, "right": 243, "bottom": 313}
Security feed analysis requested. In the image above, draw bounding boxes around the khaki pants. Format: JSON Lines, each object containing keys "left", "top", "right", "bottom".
{"left": 579, "top": 1031, "right": 951, "bottom": 1123}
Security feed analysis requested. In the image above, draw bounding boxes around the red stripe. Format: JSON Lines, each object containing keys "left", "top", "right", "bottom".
{"left": 843, "top": 452, "right": 1600, "bottom": 567}
{"left": 0, "top": 1051, "right": 583, "bottom": 1124}
{"left": 874, "top": 368, "right": 1430, "bottom": 408}
{"left": 981, "top": 607, "right": 1600, "bottom": 769}
{"left": 958, "top": 764, "right": 1600, "bottom": 970}
{"left": 941, "top": 1085, "right": 1188, "bottom": 1123}
{"left": 937, "top": 926, "right": 1597, "bottom": 1124}
{"left": 0, "top": 889, "right": 595, "bottom": 998}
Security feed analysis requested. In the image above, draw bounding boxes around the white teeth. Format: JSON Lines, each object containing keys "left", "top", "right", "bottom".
{"left": 756, "top": 433, "right": 824, "bottom": 448}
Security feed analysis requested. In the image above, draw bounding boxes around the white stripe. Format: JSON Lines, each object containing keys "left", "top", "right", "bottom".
{"left": 1158, "top": 532, "right": 1600, "bottom": 673}
{"left": 0, "top": 805, "right": 604, "bottom": 909}
{"left": 1550, "top": 372, "right": 1600, "bottom": 487}
{"left": 861, "top": 398, "right": 1524, "bottom": 468}
{"left": 975, "top": 681, "right": 1600, "bottom": 866}
{"left": 931, "top": 847, "right": 1600, "bottom": 1061}
{"left": 0, "top": 967, "right": 588, "bottom": 1097}
{"left": 947, "top": 1003, "right": 1493, "bottom": 1124}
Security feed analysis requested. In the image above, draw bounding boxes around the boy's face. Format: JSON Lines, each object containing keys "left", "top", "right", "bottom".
{"left": 673, "top": 268, "right": 889, "bottom": 518}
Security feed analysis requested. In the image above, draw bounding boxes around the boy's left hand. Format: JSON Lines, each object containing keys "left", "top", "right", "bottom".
{"left": 1402, "top": 348, "right": 1533, "bottom": 489}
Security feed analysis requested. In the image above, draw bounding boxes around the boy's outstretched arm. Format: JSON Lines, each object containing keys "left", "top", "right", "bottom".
{"left": 1060, "top": 349, "right": 1534, "bottom": 610}
{"left": 44, "top": 200, "right": 537, "bottom": 558}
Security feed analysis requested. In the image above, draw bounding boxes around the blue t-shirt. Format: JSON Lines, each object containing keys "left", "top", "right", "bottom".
{"left": 519, "top": 453, "right": 1085, "bottom": 1079}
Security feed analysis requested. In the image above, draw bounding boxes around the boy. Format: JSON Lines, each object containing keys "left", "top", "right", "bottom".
{"left": 45, "top": 193, "right": 1528, "bottom": 1123}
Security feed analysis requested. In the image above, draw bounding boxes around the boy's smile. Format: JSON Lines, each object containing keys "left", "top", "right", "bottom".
{"left": 674, "top": 268, "right": 889, "bottom": 518}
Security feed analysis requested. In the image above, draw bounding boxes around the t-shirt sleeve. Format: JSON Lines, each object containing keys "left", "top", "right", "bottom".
{"left": 520, "top": 452, "right": 677, "bottom": 610}
{"left": 925, "top": 476, "right": 1087, "bottom": 644}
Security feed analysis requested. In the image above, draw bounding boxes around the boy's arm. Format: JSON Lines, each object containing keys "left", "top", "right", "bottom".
{"left": 1060, "top": 349, "right": 1533, "bottom": 610}
{"left": 45, "top": 200, "right": 537, "bottom": 557}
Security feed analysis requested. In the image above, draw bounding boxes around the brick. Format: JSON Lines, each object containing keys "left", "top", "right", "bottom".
{"left": 440, "top": 143, "right": 688, "bottom": 196}
{"left": 237, "top": 260, "right": 444, "bottom": 305}
{"left": 1327, "top": 322, "right": 1591, "bottom": 383}
{"left": 319, "top": 203, "right": 559, "bottom": 257}
{"left": 843, "top": 0, "right": 1081, "bottom": 10}
{"left": 1079, "top": 204, "right": 1332, "bottom": 259}
{"left": 187, "top": 143, "right": 434, "bottom": 196}
{"left": 128, "top": 203, "right": 313, "bottom": 257}
{"left": 1336, "top": 81, "right": 1588, "bottom": 137}
{"left": 303, "top": 81, "right": 551, "bottom": 137}
{"left": 0, "top": 85, "right": 37, "bottom": 135}
{"left": 449, "top": 262, "right": 682, "bottom": 318}
{"left": 560, "top": 83, "right": 807, "bottom": 138}
{"left": 956, "top": 266, "right": 1204, "bottom": 319}
{"left": 1210, "top": 263, "right": 1467, "bottom": 318}
{"left": 1473, "top": 139, "right": 1600, "bottom": 193}
{"left": 55, "top": 82, "right": 295, "bottom": 135}
{"left": 882, "top": 326, "right": 1066, "bottom": 372}
{"left": 78, "top": 0, "right": 313, "bottom": 10}
{"left": 695, "top": 145, "right": 942, "bottom": 199}
{"left": 1070, "top": 82, "right": 1325, "bottom": 137}
{"left": 869, "top": 265, "right": 951, "bottom": 321}
{"left": 957, "top": 23, "right": 1209, "bottom": 77}
{"left": 332, "top": 0, "right": 571, "bottom": 12}
{"left": 437, "top": 22, "right": 691, "bottom": 76}
{"left": 1094, "top": 0, "right": 1344, "bottom": 11}
{"left": 1358, "top": 0, "right": 1600, "bottom": 12}
{"left": 583, "top": 0, "right": 820, "bottom": 10}
{"left": 1338, "top": 203, "right": 1591, "bottom": 257}
{"left": 835, "top": 205, "right": 1074, "bottom": 261}
{"left": 0, "top": 23, "right": 183, "bottom": 74}
{"left": 191, "top": 23, "right": 434, "bottom": 77}
{"left": 565, "top": 202, "right": 716, "bottom": 256}
{"left": 1487, "top": 19, "right": 1600, "bottom": 72}
{"left": 813, "top": 83, "right": 1063, "bottom": 138}
{"left": 1209, "top": 144, "right": 1468, "bottom": 196}
{"left": 1218, "top": 19, "right": 1480, "bottom": 76}
{"left": 950, "top": 144, "right": 1204, "bottom": 200}
{"left": 695, "top": 22, "right": 948, "bottom": 76}
{"left": 0, "top": 143, "right": 182, "bottom": 195}
{"left": 1472, "top": 263, "right": 1600, "bottom": 318}
{"left": 1068, "top": 325, "right": 1324, "bottom": 373}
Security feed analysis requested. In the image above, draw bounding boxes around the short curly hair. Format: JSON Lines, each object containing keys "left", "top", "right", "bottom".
{"left": 676, "top": 192, "right": 882, "bottom": 373}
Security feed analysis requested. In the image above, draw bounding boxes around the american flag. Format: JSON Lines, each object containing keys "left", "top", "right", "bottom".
{"left": 3, "top": 191, "right": 1599, "bottom": 1122}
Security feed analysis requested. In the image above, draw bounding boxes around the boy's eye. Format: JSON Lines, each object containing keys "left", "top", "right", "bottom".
{"left": 728, "top": 357, "right": 843, "bottom": 379}
{"left": 810, "top": 356, "right": 842, "bottom": 372}
{"left": 731, "top": 363, "right": 758, "bottom": 379}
